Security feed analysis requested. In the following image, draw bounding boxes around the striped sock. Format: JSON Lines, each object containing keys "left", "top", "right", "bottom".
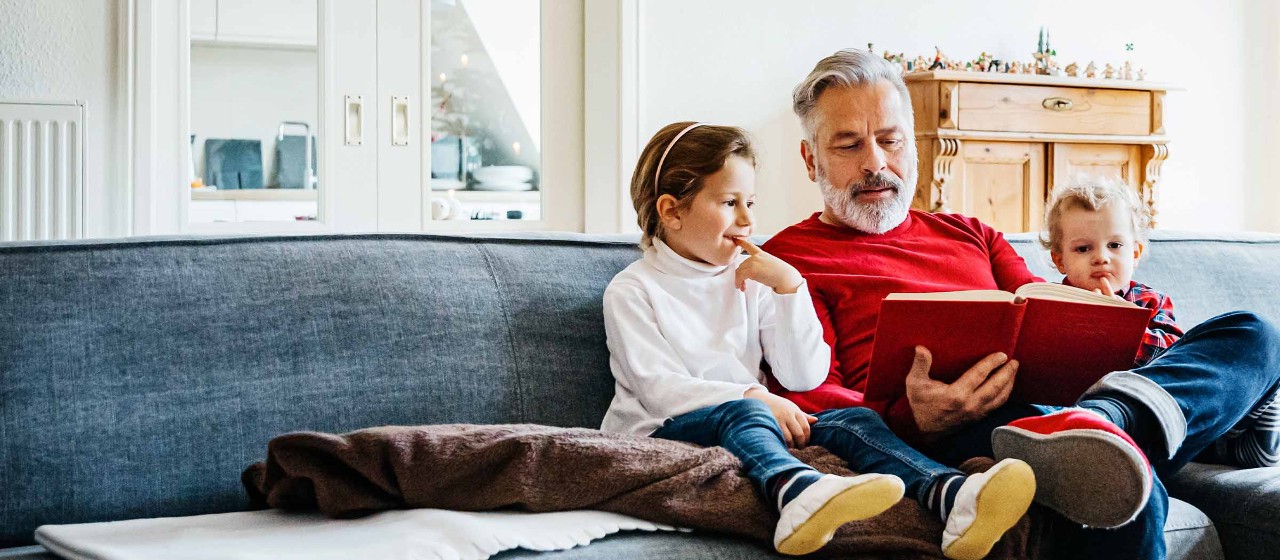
{"left": 1215, "top": 386, "right": 1280, "bottom": 468}
{"left": 769, "top": 469, "right": 824, "bottom": 513}
{"left": 922, "top": 473, "right": 966, "bottom": 522}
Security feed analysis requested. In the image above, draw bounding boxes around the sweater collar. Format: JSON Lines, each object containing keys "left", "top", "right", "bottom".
{"left": 647, "top": 238, "right": 735, "bottom": 278}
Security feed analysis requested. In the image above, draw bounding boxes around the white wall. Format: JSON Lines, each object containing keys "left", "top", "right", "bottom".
{"left": 189, "top": 44, "right": 318, "bottom": 186}
{"left": 637, "top": 0, "right": 1269, "bottom": 234}
{"left": 0, "top": 0, "right": 125, "bottom": 237}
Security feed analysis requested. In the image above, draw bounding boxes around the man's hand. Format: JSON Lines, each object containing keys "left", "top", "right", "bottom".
{"left": 733, "top": 238, "right": 804, "bottom": 294}
{"left": 903, "top": 346, "right": 1017, "bottom": 436}
{"left": 745, "top": 387, "right": 819, "bottom": 447}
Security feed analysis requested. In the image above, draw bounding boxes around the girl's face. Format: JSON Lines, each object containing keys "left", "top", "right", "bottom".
{"left": 1051, "top": 202, "right": 1144, "bottom": 294}
{"left": 661, "top": 155, "right": 756, "bottom": 266}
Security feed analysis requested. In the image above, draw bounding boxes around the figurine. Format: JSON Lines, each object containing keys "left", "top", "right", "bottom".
{"left": 1137, "top": 68, "right": 1147, "bottom": 81}
{"left": 1085, "top": 61, "right": 1098, "bottom": 78}
{"left": 929, "top": 46, "right": 946, "bottom": 70}
{"left": 1047, "top": 60, "right": 1061, "bottom": 76}
{"left": 1122, "top": 61, "right": 1133, "bottom": 80}
{"left": 1065, "top": 62, "right": 1079, "bottom": 77}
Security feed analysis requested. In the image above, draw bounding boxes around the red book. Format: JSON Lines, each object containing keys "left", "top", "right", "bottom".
{"left": 865, "top": 284, "right": 1156, "bottom": 406}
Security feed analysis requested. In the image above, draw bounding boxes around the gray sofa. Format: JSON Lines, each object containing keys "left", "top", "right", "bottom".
{"left": 1, "top": 230, "right": 1278, "bottom": 560}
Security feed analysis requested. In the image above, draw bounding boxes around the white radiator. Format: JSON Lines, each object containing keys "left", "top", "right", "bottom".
{"left": 0, "top": 101, "right": 86, "bottom": 241}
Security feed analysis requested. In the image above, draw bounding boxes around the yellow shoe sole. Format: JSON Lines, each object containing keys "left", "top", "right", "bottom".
{"left": 775, "top": 476, "right": 904, "bottom": 556}
{"left": 942, "top": 460, "right": 1036, "bottom": 560}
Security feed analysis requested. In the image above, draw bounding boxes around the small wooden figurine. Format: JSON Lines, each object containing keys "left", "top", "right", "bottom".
{"left": 1103, "top": 63, "right": 1115, "bottom": 79}
{"left": 1085, "top": 61, "right": 1098, "bottom": 78}
{"left": 1122, "top": 61, "right": 1133, "bottom": 80}
{"left": 1137, "top": 68, "right": 1147, "bottom": 81}
{"left": 1065, "top": 62, "right": 1079, "bottom": 77}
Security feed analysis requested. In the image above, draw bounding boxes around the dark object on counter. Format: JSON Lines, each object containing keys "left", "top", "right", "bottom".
{"left": 506, "top": 210, "right": 523, "bottom": 220}
{"left": 273, "top": 122, "right": 316, "bottom": 189}
{"left": 204, "top": 138, "right": 264, "bottom": 190}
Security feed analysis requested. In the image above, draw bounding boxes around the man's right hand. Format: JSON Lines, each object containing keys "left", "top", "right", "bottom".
{"left": 745, "top": 387, "right": 818, "bottom": 447}
{"left": 903, "top": 346, "right": 1018, "bottom": 437}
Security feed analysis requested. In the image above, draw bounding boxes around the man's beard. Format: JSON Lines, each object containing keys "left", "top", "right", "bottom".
{"left": 816, "top": 163, "right": 917, "bottom": 234}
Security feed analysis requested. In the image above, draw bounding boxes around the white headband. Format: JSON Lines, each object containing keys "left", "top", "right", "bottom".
{"left": 653, "top": 123, "right": 705, "bottom": 194}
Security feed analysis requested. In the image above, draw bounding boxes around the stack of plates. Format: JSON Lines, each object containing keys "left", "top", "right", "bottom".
{"left": 472, "top": 166, "right": 534, "bottom": 191}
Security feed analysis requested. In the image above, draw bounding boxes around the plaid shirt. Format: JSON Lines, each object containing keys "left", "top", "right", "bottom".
{"left": 1062, "top": 279, "right": 1183, "bottom": 366}
{"left": 1121, "top": 281, "right": 1183, "bottom": 366}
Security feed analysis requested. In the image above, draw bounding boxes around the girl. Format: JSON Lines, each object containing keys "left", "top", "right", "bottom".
{"left": 600, "top": 122, "right": 1036, "bottom": 558}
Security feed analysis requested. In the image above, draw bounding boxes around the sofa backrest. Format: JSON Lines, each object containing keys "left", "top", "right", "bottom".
{"left": 3, "top": 229, "right": 1279, "bottom": 546}
{"left": 1005, "top": 231, "right": 1280, "bottom": 326}
{"left": 0, "top": 233, "right": 640, "bottom": 546}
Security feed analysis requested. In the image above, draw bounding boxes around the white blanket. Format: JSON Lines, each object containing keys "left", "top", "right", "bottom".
{"left": 35, "top": 509, "right": 683, "bottom": 560}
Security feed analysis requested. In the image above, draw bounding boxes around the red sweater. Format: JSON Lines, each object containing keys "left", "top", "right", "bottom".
{"left": 762, "top": 211, "right": 1042, "bottom": 442}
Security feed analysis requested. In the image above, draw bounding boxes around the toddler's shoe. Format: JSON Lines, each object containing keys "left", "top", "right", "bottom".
{"left": 992, "top": 409, "right": 1151, "bottom": 528}
{"left": 773, "top": 473, "right": 905, "bottom": 556}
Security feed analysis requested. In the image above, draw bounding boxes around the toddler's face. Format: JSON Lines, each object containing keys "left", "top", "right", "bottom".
{"left": 1051, "top": 203, "right": 1143, "bottom": 294}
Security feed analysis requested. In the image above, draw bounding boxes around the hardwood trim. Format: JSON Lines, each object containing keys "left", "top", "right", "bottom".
{"left": 1142, "top": 144, "right": 1169, "bottom": 228}
{"left": 939, "top": 81, "right": 958, "bottom": 129}
{"left": 904, "top": 70, "right": 1182, "bottom": 92}
{"left": 931, "top": 138, "right": 960, "bottom": 213}
{"left": 1151, "top": 90, "right": 1166, "bottom": 135}
{"left": 920, "top": 130, "right": 1170, "bottom": 145}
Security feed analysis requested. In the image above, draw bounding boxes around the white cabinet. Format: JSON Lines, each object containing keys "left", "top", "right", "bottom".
{"left": 191, "top": 0, "right": 317, "bottom": 48}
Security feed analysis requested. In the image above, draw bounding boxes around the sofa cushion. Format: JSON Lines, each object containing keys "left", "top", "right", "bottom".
{"left": 1167, "top": 463, "right": 1280, "bottom": 560}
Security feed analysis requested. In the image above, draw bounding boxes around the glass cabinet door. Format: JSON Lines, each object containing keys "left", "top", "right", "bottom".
{"left": 187, "top": 0, "right": 320, "bottom": 226}
{"left": 427, "top": 0, "right": 541, "bottom": 223}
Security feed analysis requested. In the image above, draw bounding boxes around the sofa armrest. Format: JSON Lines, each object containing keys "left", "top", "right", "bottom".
{"left": 1166, "top": 462, "right": 1280, "bottom": 560}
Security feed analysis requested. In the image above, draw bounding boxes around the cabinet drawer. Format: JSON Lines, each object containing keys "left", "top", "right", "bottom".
{"left": 957, "top": 83, "right": 1150, "bottom": 135}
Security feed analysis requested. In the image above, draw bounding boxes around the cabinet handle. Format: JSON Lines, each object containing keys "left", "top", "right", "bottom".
{"left": 345, "top": 95, "right": 364, "bottom": 146}
{"left": 392, "top": 96, "right": 410, "bottom": 146}
{"left": 1042, "top": 97, "right": 1074, "bottom": 111}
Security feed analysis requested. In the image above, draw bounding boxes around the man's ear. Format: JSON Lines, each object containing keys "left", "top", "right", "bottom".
{"left": 801, "top": 139, "right": 817, "bottom": 182}
{"left": 656, "top": 194, "right": 682, "bottom": 231}
{"left": 1050, "top": 251, "right": 1066, "bottom": 274}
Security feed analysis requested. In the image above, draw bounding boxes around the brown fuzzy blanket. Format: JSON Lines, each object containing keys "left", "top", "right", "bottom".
{"left": 243, "top": 423, "right": 1047, "bottom": 559}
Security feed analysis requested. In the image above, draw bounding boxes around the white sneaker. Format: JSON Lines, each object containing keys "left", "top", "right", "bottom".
{"left": 941, "top": 458, "right": 1036, "bottom": 560}
{"left": 773, "top": 473, "right": 905, "bottom": 556}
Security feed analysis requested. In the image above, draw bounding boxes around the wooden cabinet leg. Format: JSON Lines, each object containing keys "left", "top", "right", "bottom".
{"left": 1141, "top": 144, "right": 1168, "bottom": 228}
{"left": 931, "top": 138, "right": 961, "bottom": 213}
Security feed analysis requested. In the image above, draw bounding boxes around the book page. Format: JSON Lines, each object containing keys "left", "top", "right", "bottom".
{"left": 884, "top": 290, "right": 1015, "bottom": 302}
{"left": 1012, "top": 282, "right": 1137, "bottom": 308}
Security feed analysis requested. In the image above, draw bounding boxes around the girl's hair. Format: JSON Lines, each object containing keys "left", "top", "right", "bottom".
{"left": 1041, "top": 177, "right": 1149, "bottom": 251}
{"left": 630, "top": 122, "right": 757, "bottom": 248}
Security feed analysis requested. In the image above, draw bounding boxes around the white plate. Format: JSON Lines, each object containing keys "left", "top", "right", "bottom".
{"left": 473, "top": 165, "right": 533, "bottom": 183}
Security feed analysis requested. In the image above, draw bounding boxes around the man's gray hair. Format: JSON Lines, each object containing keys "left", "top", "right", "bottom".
{"left": 792, "top": 48, "right": 914, "bottom": 141}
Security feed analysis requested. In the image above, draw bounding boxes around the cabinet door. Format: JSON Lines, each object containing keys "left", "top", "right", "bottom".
{"left": 217, "top": 0, "right": 318, "bottom": 45}
{"left": 1049, "top": 143, "right": 1142, "bottom": 195}
{"left": 954, "top": 141, "right": 1046, "bottom": 233}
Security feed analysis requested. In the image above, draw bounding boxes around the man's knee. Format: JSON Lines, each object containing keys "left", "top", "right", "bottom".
{"left": 1211, "top": 310, "right": 1280, "bottom": 354}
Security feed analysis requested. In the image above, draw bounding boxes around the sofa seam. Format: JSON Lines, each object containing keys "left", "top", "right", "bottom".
{"left": 0, "top": 233, "right": 644, "bottom": 254}
{"left": 476, "top": 243, "right": 527, "bottom": 423}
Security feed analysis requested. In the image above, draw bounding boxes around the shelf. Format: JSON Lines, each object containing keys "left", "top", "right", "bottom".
{"left": 904, "top": 70, "right": 1181, "bottom": 92}
{"left": 192, "top": 189, "right": 318, "bottom": 201}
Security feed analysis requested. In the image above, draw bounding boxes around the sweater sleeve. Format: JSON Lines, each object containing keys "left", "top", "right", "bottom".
{"left": 770, "top": 285, "right": 867, "bottom": 413}
{"left": 984, "top": 224, "right": 1044, "bottom": 290}
{"left": 603, "top": 281, "right": 761, "bottom": 419}
{"left": 758, "top": 279, "right": 829, "bottom": 392}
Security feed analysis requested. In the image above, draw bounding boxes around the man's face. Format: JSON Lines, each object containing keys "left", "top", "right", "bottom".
{"left": 801, "top": 81, "right": 917, "bottom": 233}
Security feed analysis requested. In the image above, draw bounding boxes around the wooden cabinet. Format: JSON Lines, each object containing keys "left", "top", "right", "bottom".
{"left": 906, "top": 71, "right": 1176, "bottom": 232}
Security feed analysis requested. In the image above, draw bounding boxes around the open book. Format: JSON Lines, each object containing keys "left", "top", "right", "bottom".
{"left": 864, "top": 283, "right": 1157, "bottom": 407}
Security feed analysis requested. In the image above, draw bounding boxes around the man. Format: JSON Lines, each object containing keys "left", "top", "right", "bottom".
{"left": 763, "top": 48, "right": 1280, "bottom": 559}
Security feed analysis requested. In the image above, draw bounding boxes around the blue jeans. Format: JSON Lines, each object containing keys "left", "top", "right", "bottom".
{"left": 652, "top": 398, "right": 960, "bottom": 506}
{"left": 926, "top": 311, "right": 1280, "bottom": 560}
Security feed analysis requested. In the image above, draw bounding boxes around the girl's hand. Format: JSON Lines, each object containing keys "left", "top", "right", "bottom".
{"left": 733, "top": 238, "right": 804, "bottom": 294}
{"left": 745, "top": 387, "right": 819, "bottom": 447}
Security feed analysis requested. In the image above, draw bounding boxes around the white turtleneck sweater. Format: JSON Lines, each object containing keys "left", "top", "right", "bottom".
{"left": 599, "top": 238, "right": 831, "bottom": 436}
